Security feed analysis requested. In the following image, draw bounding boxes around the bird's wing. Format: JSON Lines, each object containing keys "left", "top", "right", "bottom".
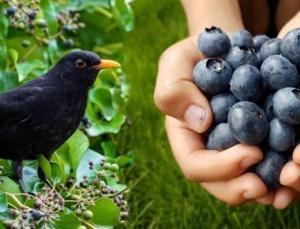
{"left": 0, "top": 85, "right": 47, "bottom": 125}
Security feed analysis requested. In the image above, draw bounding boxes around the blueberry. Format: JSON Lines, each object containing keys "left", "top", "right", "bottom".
{"left": 253, "top": 35, "right": 270, "bottom": 51}
{"left": 281, "top": 28, "right": 300, "bottom": 65}
{"left": 254, "top": 150, "right": 287, "bottom": 189}
{"left": 210, "top": 93, "right": 238, "bottom": 124}
{"left": 258, "top": 38, "right": 281, "bottom": 62}
{"left": 260, "top": 55, "right": 299, "bottom": 90}
{"left": 263, "top": 93, "right": 275, "bottom": 120}
{"left": 225, "top": 46, "right": 259, "bottom": 70}
{"left": 206, "top": 123, "right": 238, "bottom": 150}
{"left": 273, "top": 87, "right": 300, "bottom": 124}
{"left": 228, "top": 101, "right": 269, "bottom": 144}
{"left": 193, "top": 58, "right": 232, "bottom": 95}
{"left": 197, "top": 26, "right": 231, "bottom": 57}
{"left": 230, "top": 29, "right": 254, "bottom": 48}
{"left": 268, "top": 118, "right": 295, "bottom": 152}
{"left": 230, "top": 64, "right": 263, "bottom": 102}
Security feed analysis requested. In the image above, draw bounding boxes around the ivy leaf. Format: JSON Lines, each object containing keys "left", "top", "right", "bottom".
{"left": 38, "top": 155, "right": 52, "bottom": 182}
{"left": 0, "top": 8, "right": 8, "bottom": 38}
{"left": 0, "top": 193, "right": 7, "bottom": 213}
{"left": 0, "top": 38, "right": 7, "bottom": 69}
{"left": 67, "top": 130, "right": 89, "bottom": 172}
{"left": 89, "top": 87, "right": 116, "bottom": 121}
{"left": 101, "top": 141, "right": 117, "bottom": 158}
{"left": 22, "top": 161, "right": 40, "bottom": 193}
{"left": 76, "top": 149, "right": 104, "bottom": 185}
{"left": 87, "top": 112, "right": 126, "bottom": 136}
{"left": 40, "top": 0, "right": 58, "bottom": 35}
{"left": 0, "top": 71, "right": 18, "bottom": 93}
{"left": 88, "top": 197, "right": 120, "bottom": 227}
{"left": 0, "top": 177, "right": 20, "bottom": 194}
{"left": 111, "top": 0, "right": 134, "bottom": 32}
{"left": 16, "top": 59, "right": 45, "bottom": 81}
{"left": 55, "top": 208, "right": 80, "bottom": 229}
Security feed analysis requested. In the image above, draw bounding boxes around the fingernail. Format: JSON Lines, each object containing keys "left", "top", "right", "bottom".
{"left": 184, "top": 105, "right": 206, "bottom": 131}
{"left": 241, "top": 157, "right": 260, "bottom": 169}
{"left": 243, "top": 190, "right": 255, "bottom": 199}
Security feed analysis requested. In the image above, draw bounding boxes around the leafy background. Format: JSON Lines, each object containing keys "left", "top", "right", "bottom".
{"left": 122, "top": 0, "right": 300, "bottom": 228}
{"left": 0, "top": 0, "right": 134, "bottom": 228}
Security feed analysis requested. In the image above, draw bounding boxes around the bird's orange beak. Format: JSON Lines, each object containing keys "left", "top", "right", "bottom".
{"left": 93, "top": 59, "right": 121, "bottom": 70}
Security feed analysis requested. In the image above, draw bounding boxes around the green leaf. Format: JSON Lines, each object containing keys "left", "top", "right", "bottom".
{"left": 22, "top": 161, "right": 40, "bottom": 193}
{"left": 56, "top": 144, "right": 71, "bottom": 183}
{"left": 0, "top": 160, "right": 13, "bottom": 177}
{"left": 16, "top": 59, "right": 45, "bottom": 81}
{"left": 111, "top": 0, "right": 134, "bottom": 31}
{"left": 0, "top": 71, "right": 18, "bottom": 93}
{"left": 87, "top": 112, "right": 126, "bottom": 136}
{"left": 38, "top": 155, "right": 52, "bottom": 182}
{"left": 0, "top": 38, "right": 7, "bottom": 69}
{"left": 0, "top": 9, "right": 8, "bottom": 38}
{"left": 101, "top": 141, "right": 117, "bottom": 158}
{"left": 88, "top": 197, "right": 120, "bottom": 226}
{"left": 0, "top": 177, "right": 20, "bottom": 194}
{"left": 50, "top": 153, "right": 66, "bottom": 183}
{"left": 89, "top": 87, "right": 116, "bottom": 120}
{"left": 67, "top": 130, "right": 89, "bottom": 171}
{"left": 76, "top": 149, "right": 104, "bottom": 185}
{"left": 55, "top": 208, "right": 81, "bottom": 229}
{"left": 0, "top": 193, "right": 7, "bottom": 213}
{"left": 40, "top": 0, "right": 58, "bottom": 35}
{"left": 115, "top": 155, "right": 133, "bottom": 167}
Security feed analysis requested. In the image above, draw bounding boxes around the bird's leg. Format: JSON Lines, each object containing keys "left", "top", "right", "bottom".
{"left": 12, "top": 160, "right": 26, "bottom": 191}
{"left": 12, "top": 160, "right": 23, "bottom": 181}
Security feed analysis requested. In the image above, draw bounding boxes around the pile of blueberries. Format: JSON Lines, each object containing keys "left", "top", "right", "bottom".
{"left": 193, "top": 27, "right": 300, "bottom": 189}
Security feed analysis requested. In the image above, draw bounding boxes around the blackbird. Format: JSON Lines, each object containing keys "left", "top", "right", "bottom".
{"left": 0, "top": 50, "right": 120, "bottom": 183}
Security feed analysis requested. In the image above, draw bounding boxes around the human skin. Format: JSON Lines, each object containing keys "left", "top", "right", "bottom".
{"left": 154, "top": 0, "right": 300, "bottom": 209}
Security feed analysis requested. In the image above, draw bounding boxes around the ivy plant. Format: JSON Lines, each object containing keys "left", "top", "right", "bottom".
{"left": 0, "top": 0, "right": 134, "bottom": 228}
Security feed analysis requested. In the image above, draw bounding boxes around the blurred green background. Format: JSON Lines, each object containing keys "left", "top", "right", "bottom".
{"left": 122, "top": 0, "right": 300, "bottom": 228}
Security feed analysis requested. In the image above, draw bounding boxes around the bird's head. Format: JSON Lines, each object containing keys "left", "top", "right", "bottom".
{"left": 49, "top": 50, "right": 120, "bottom": 86}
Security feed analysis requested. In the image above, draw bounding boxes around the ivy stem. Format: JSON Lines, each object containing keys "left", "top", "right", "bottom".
{"left": 5, "top": 192, "right": 30, "bottom": 210}
{"left": 79, "top": 218, "right": 96, "bottom": 229}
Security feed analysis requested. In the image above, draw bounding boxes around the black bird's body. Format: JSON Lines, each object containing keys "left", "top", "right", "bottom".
{"left": 0, "top": 76, "right": 88, "bottom": 160}
{"left": 0, "top": 50, "right": 119, "bottom": 180}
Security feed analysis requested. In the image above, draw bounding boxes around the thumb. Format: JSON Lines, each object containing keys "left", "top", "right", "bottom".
{"left": 154, "top": 37, "right": 213, "bottom": 133}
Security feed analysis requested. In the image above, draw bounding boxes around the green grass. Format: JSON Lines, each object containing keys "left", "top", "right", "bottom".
{"left": 121, "top": 0, "right": 300, "bottom": 228}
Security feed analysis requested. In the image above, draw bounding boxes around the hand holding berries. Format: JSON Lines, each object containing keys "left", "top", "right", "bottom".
{"left": 155, "top": 24, "right": 300, "bottom": 209}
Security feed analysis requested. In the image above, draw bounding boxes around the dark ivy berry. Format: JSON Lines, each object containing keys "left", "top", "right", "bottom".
{"left": 28, "top": 11, "right": 37, "bottom": 20}
{"left": 31, "top": 210, "right": 45, "bottom": 221}
{"left": 6, "top": 7, "right": 17, "bottom": 16}
{"left": 64, "top": 39, "right": 74, "bottom": 48}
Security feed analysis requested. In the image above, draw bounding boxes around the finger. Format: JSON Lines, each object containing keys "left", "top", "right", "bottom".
{"left": 292, "top": 144, "right": 300, "bottom": 164}
{"left": 255, "top": 191, "right": 275, "bottom": 205}
{"left": 273, "top": 187, "right": 299, "bottom": 209}
{"left": 166, "top": 117, "right": 263, "bottom": 182}
{"left": 277, "top": 11, "right": 300, "bottom": 38}
{"left": 201, "top": 173, "right": 268, "bottom": 205}
{"left": 280, "top": 160, "right": 300, "bottom": 191}
{"left": 154, "top": 37, "right": 213, "bottom": 133}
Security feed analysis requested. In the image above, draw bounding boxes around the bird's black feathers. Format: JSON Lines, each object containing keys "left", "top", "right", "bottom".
{"left": 0, "top": 50, "right": 102, "bottom": 162}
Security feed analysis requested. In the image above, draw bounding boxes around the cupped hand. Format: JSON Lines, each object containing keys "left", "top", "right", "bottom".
{"left": 154, "top": 36, "right": 269, "bottom": 205}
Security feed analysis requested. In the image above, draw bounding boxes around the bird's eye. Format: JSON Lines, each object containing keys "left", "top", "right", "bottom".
{"left": 76, "top": 59, "right": 86, "bottom": 68}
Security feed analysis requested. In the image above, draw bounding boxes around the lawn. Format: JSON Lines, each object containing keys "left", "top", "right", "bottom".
{"left": 122, "top": 0, "right": 300, "bottom": 228}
